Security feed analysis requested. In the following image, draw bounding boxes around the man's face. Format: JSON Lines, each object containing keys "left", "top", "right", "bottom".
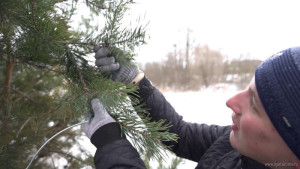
{"left": 226, "top": 76, "right": 293, "bottom": 164}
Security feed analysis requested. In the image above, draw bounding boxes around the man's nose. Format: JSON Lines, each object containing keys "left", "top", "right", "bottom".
{"left": 226, "top": 92, "right": 243, "bottom": 115}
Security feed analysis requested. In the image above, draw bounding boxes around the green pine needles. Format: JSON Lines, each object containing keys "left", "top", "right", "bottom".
{"left": 1, "top": 0, "right": 178, "bottom": 168}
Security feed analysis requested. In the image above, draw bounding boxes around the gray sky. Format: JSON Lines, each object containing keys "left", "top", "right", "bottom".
{"left": 131, "top": 0, "right": 300, "bottom": 64}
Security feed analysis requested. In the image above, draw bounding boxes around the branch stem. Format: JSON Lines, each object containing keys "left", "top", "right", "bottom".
{"left": 66, "top": 50, "right": 89, "bottom": 92}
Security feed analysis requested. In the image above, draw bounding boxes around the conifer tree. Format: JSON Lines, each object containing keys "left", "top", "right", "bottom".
{"left": 0, "top": 0, "right": 178, "bottom": 168}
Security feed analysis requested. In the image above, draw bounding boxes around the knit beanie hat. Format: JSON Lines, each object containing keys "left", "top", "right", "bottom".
{"left": 255, "top": 46, "right": 300, "bottom": 159}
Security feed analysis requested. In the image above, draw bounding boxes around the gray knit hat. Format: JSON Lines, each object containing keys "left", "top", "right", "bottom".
{"left": 255, "top": 47, "right": 300, "bottom": 159}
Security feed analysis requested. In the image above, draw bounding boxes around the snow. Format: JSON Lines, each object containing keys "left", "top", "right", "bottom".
{"left": 163, "top": 85, "right": 237, "bottom": 125}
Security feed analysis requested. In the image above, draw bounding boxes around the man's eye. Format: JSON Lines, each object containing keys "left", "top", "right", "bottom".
{"left": 251, "top": 97, "right": 259, "bottom": 112}
{"left": 251, "top": 104, "right": 257, "bottom": 111}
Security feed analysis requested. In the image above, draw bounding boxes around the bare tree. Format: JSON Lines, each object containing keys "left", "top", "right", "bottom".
{"left": 192, "top": 45, "right": 224, "bottom": 87}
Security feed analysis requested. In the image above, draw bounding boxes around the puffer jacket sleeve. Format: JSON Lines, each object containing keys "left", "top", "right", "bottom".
{"left": 92, "top": 123, "right": 146, "bottom": 169}
{"left": 137, "top": 77, "right": 231, "bottom": 162}
{"left": 94, "top": 139, "right": 146, "bottom": 169}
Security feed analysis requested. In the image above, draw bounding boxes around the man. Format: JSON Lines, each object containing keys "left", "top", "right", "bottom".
{"left": 83, "top": 46, "right": 300, "bottom": 169}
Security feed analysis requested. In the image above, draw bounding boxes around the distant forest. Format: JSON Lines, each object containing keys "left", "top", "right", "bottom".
{"left": 141, "top": 45, "right": 262, "bottom": 91}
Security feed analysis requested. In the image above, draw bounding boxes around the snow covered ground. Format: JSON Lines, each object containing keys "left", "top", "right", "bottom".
{"left": 163, "top": 84, "right": 238, "bottom": 125}
{"left": 75, "top": 83, "right": 239, "bottom": 169}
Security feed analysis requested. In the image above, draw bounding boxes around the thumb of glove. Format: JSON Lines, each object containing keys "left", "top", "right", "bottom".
{"left": 82, "top": 111, "right": 93, "bottom": 134}
{"left": 83, "top": 99, "right": 116, "bottom": 139}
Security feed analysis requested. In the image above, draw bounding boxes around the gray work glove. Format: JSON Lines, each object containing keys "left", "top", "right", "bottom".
{"left": 93, "top": 45, "right": 140, "bottom": 83}
{"left": 83, "top": 98, "right": 116, "bottom": 139}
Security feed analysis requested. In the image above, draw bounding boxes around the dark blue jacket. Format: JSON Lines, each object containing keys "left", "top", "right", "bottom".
{"left": 92, "top": 77, "right": 269, "bottom": 169}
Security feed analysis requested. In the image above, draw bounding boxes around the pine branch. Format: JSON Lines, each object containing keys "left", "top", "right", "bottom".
{"left": 85, "top": 0, "right": 107, "bottom": 10}
{"left": 113, "top": 35, "right": 145, "bottom": 46}
{"left": 16, "top": 118, "right": 32, "bottom": 138}
{"left": 45, "top": 90, "right": 85, "bottom": 114}
{"left": 11, "top": 88, "right": 40, "bottom": 104}
{"left": 169, "top": 157, "right": 184, "bottom": 169}
{"left": 62, "top": 39, "right": 143, "bottom": 47}
{"left": 49, "top": 154, "right": 55, "bottom": 169}
{"left": 49, "top": 149, "right": 91, "bottom": 165}
{"left": 23, "top": 61, "right": 63, "bottom": 74}
{"left": 119, "top": 121, "right": 160, "bottom": 142}
{"left": 62, "top": 41, "right": 95, "bottom": 46}
{"left": 30, "top": 0, "right": 38, "bottom": 30}
{"left": 111, "top": 104, "right": 178, "bottom": 160}
{"left": 0, "top": 0, "right": 178, "bottom": 168}
{"left": 66, "top": 49, "right": 89, "bottom": 92}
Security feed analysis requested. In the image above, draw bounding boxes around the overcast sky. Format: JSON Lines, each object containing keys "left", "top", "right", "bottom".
{"left": 130, "top": 0, "right": 300, "bottom": 64}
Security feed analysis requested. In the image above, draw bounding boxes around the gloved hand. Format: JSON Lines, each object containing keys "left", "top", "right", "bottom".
{"left": 83, "top": 98, "right": 116, "bottom": 139}
{"left": 93, "top": 45, "right": 144, "bottom": 84}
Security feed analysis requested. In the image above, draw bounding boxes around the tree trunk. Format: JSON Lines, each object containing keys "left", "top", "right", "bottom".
{"left": 3, "top": 39, "right": 13, "bottom": 99}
